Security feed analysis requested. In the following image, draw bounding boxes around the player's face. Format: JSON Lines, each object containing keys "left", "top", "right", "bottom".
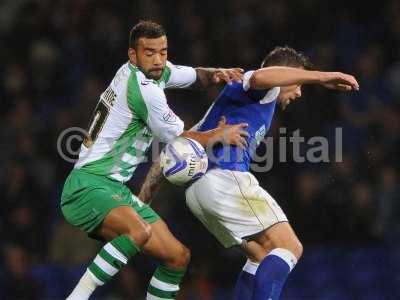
{"left": 128, "top": 36, "right": 168, "bottom": 80}
{"left": 277, "top": 84, "right": 302, "bottom": 109}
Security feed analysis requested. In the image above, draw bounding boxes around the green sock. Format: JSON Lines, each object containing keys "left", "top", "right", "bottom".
{"left": 87, "top": 235, "right": 139, "bottom": 285}
{"left": 147, "top": 265, "right": 186, "bottom": 299}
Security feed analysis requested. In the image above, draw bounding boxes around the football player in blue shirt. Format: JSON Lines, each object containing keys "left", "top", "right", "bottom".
{"left": 141, "top": 46, "right": 359, "bottom": 300}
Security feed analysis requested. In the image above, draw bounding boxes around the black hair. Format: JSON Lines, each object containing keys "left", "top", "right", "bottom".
{"left": 261, "top": 46, "right": 312, "bottom": 69}
{"left": 129, "top": 20, "right": 166, "bottom": 48}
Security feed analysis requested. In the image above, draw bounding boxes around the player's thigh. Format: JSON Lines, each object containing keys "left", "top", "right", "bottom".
{"left": 187, "top": 169, "right": 290, "bottom": 249}
{"left": 97, "top": 190, "right": 160, "bottom": 244}
{"left": 243, "top": 222, "right": 303, "bottom": 261}
{"left": 141, "top": 219, "right": 190, "bottom": 269}
{"left": 186, "top": 173, "right": 244, "bottom": 248}
{"left": 61, "top": 170, "right": 134, "bottom": 235}
{"left": 62, "top": 169, "right": 158, "bottom": 244}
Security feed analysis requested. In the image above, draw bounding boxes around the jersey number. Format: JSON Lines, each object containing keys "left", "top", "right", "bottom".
{"left": 83, "top": 101, "right": 110, "bottom": 147}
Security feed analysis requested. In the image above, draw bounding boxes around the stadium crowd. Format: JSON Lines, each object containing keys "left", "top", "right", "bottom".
{"left": 0, "top": 0, "right": 399, "bottom": 299}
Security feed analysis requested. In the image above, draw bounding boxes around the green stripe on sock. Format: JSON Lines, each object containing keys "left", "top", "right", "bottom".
{"left": 154, "top": 265, "right": 186, "bottom": 285}
{"left": 99, "top": 248, "right": 125, "bottom": 269}
{"left": 148, "top": 285, "right": 178, "bottom": 299}
{"left": 88, "top": 262, "right": 111, "bottom": 283}
{"left": 110, "top": 235, "right": 140, "bottom": 259}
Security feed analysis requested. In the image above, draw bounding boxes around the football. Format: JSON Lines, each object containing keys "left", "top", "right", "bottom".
{"left": 160, "top": 137, "right": 208, "bottom": 185}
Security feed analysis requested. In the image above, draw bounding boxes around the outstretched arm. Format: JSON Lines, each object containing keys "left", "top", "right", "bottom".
{"left": 192, "top": 67, "right": 244, "bottom": 89}
{"left": 249, "top": 66, "right": 359, "bottom": 91}
{"left": 165, "top": 62, "right": 244, "bottom": 89}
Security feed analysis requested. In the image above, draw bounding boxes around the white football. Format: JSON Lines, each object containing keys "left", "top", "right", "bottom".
{"left": 160, "top": 137, "right": 208, "bottom": 186}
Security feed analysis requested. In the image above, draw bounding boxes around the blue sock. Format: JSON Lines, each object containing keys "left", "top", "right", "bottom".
{"left": 233, "top": 260, "right": 259, "bottom": 300}
{"left": 252, "top": 248, "right": 297, "bottom": 300}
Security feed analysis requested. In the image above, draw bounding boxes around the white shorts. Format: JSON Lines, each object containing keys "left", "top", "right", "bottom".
{"left": 185, "top": 168, "right": 288, "bottom": 248}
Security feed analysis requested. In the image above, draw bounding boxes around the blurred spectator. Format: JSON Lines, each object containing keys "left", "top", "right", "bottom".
{"left": 1, "top": 243, "right": 43, "bottom": 300}
{"left": 373, "top": 166, "right": 400, "bottom": 242}
{"left": 49, "top": 220, "right": 99, "bottom": 266}
{"left": 0, "top": 161, "right": 49, "bottom": 259}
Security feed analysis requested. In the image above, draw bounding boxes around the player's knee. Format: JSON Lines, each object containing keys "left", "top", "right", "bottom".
{"left": 289, "top": 239, "right": 303, "bottom": 261}
{"left": 268, "top": 236, "right": 303, "bottom": 261}
{"left": 295, "top": 241, "right": 303, "bottom": 260}
{"left": 126, "top": 223, "right": 152, "bottom": 247}
{"left": 179, "top": 245, "right": 191, "bottom": 267}
{"left": 167, "top": 245, "right": 191, "bottom": 269}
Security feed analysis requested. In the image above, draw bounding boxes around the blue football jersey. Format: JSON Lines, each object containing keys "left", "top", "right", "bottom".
{"left": 197, "top": 71, "right": 280, "bottom": 172}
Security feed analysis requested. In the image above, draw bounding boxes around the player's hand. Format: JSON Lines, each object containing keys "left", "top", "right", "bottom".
{"left": 212, "top": 68, "right": 244, "bottom": 84}
{"left": 217, "top": 116, "right": 249, "bottom": 148}
{"left": 319, "top": 72, "right": 359, "bottom": 91}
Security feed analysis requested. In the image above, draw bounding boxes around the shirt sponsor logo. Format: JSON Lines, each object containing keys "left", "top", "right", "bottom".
{"left": 141, "top": 79, "right": 152, "bottom": 85}
{"left": 255, "top": 125, "right": 266, "bottom": 145}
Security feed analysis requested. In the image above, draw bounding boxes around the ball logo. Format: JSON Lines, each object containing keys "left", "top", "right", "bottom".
{"left": 160, "top": 137, "right": 208, "bottom": 186}
{"left": 188, "top": 155, "right": 197, "bottom": 176}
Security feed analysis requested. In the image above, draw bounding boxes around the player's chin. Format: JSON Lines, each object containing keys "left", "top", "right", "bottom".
{"left": 148, "top": 70, "right": 163, "bottom": 80}
{"left": 279, "top": 99, "right": 291, "bottom": 110}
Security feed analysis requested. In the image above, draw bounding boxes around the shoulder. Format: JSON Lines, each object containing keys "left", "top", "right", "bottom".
{"left": 166, "top": 60, "right": 186, "bottom": 72}
{"left": 219, "top": 71, "right": 254, "bottom": 98}
{"left": 156, "top": 60, "right": 193, "bottom": 84}
{"left": 110, "top": 62, "right": 132, "bottom": 88}
{"left": 164, "top": 61, "right": 197, "bottom": 88}
{"left": 223, "top": 81, "right": 246, "bottom": 95}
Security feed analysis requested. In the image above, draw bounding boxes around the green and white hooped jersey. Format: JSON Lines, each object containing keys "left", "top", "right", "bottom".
{"left": 74, "top": 61, "right": 196, "bottom": 183}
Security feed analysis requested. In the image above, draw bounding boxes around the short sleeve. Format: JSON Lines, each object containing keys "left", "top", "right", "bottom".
{"left": 165, "top": 61, "right": 197, "bottom": 89}
{"left": 129, "top": 76, "right": 184, "bottom": 143}
{"left": 242, "top": 70, "right": 280, "bottom": 103}
{"left": 242, "top": 70, "right": 255, "bottom": 91}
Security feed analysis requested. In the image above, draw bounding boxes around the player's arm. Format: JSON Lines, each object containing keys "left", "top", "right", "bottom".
{"left": 138, "top": 155, "right": 164, "bottom": 204}
{"left": 181, "top": 116, "right": 248, "bottom": 148}
{"left": 165, "top": 61, "right": 244, "bottom": 90}
{"left": 192, "top": 67, "right": 244, "bottom": 89}
{"left": 249, "top": 66, "right": 359, "bottom": 91}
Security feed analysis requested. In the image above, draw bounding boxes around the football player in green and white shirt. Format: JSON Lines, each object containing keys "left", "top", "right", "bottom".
{"left": 62, "top": 21, "right": 249, "bottom": 300}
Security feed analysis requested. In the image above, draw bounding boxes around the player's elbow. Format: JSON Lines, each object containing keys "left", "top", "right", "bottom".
{"left": 159, "top": 121, "right": 185, "bottom": 143}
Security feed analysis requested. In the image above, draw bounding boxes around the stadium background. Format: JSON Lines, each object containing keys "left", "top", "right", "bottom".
{"left": 1, "top": 0, "right": 399, "bottom": 299}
